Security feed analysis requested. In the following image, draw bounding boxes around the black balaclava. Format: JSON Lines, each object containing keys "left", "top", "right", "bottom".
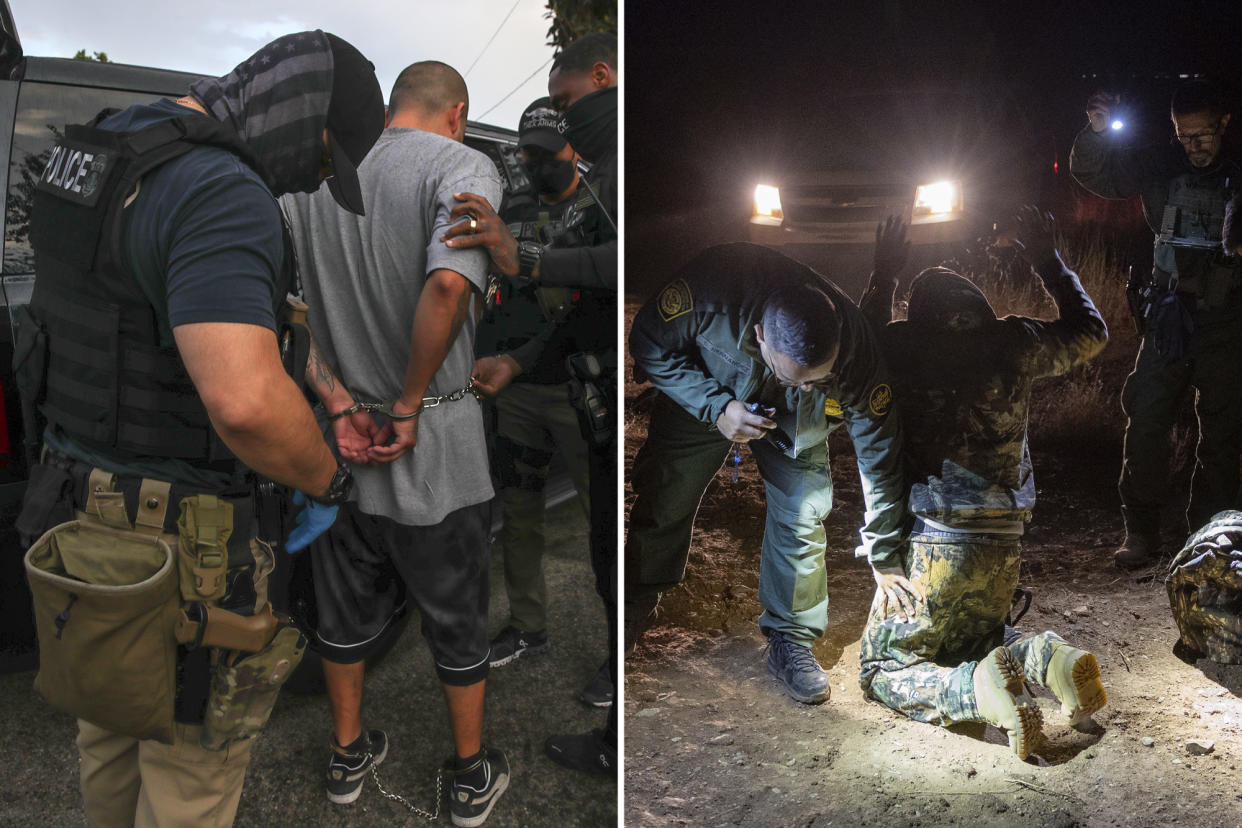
{"left": 559, "top": 86, "right": 617, "bottom": 164}
{"left": 188, "top": 31, "right": 334, "bottom": 197}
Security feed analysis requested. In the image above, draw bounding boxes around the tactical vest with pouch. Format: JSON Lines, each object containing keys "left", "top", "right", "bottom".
{"left": 20, "top": 109, "right": 300, "bottom": 465}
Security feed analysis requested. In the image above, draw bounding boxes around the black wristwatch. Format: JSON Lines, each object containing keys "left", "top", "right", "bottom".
{"left": 516, "top": 240, "right": 545, "bottom": 283}
{"left": 311, "top": 464, "right": 354, "bottom": 507}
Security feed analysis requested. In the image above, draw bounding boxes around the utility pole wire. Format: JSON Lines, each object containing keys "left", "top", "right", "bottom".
{"left": 464, "top": 0, "right": 524, "bottom": 78}
{"left": 475, "top": 55, "right": 554, "bottom": 121}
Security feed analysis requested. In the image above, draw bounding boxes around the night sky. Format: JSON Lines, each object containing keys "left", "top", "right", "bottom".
{"left": 626, "top": 1, "right": 1242, "bottom": 214}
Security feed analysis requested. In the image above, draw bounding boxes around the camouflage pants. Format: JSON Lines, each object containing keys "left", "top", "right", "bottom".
{"left": 859, "top": 532, "right": 1066, "bottom": 726}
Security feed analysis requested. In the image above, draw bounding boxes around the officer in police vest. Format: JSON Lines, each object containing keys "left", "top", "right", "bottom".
{"left": 1071, "top": 79, "right": 1242, "bottom": 570}
{"left": 13, "top": 32, "right": 383, "bottom": 827}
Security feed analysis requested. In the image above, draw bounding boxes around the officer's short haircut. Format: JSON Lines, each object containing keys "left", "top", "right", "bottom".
{"left": 761, "top": 284, "right": 840, "bottom": 367}
{"left": 1171, "top": 79, "right": 1229, "bottom": 119}
{"left": 552, "top": 32, "right": 617, "bottom": 76}
{"left": 390, "top": 61, "right": 468, "bottom": 118}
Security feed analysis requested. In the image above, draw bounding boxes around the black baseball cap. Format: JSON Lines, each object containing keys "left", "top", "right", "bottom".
{"left": 323, "top": 33, "right": 385, "bottom": 215}
{"left": 518, "top": 97, "right": 567, "bottom": 153}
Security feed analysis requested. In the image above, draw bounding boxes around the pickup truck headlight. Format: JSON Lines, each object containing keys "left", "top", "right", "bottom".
{"left": 912, "top": 179, "right": 963, "bottom": 219}
{"left": 753, "top": 184, "right": 783, "bottom": 224}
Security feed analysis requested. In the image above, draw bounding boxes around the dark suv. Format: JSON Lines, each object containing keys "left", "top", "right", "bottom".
{"left": 747, "top": 83, "right": 1058, "bottom": 291}
{"left": 0, "top": 5, "right": 532, "bottom": 670}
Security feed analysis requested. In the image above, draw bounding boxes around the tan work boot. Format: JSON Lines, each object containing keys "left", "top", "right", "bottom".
{"left": 1114, "top": 531, "right": 1160, "bottom": 570}
{"left": 1046, "top": 644, "right": 1107, "bottom": 726}
{"left": 973, "top": 647, "right": 1043, "bottom": 759}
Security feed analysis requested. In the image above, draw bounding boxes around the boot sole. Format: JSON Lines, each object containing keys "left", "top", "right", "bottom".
{"left": 1052, "top": 649, "right": 1107, "bottom": 726}
{"left": 980, "top": 648, "right": 1043, "bottom": 759}
{"left": 488, "top": 641, "right": 551, "bottom": 668}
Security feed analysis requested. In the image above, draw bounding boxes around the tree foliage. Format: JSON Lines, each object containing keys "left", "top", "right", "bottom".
{"left": 544, "top": 0, "right": 616, "bottom": 50}
{"left": 71, "top": 49, "right": 109, "bottom": 63}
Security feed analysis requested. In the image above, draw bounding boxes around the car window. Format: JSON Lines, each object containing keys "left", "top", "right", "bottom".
{"left": 5, "top": 81, "right": 165, "bottom": 275}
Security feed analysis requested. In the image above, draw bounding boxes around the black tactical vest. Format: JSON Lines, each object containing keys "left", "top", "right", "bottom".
{"left": 26, "top": 110, "right": 296, "bottom": 464}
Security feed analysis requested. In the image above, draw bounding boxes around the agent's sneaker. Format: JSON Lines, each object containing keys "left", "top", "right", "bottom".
{"left": 488, "top": 626, "right": 550, "bottom": 667}
{"left": 447, "top": 748, "right": 510, "bottom": 827}
{"left": 764, "top": 630, "right": 830, "bottom": 704}
{"left": 578, "top": 660, "right": 614, "bottom": 707}
{"left": 546, "top": 728, "right": 616, "bottom": 777}
{"left": 973, "top": 647, "right": 1042, "bottom": 759}
{"left": 1046, "top": 643, "right": 1107, "bottom": 726}
{"left": 326, "top": 728, "right": 388, "bottom": 804}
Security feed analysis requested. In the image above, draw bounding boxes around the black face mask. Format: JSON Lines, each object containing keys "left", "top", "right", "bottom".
{"left": 559, "top": 86, "right": 617, "bottom": 164}
{"left": 526, "top": 156, "right": 576, "bottom": 195}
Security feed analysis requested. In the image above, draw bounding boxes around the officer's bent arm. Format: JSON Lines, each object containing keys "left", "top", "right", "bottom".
{"left": 1068, "top": 124, "right": 1174, "bottom": 200}
{"left": 836, "top": 319, "right": 906, "bottom": 570}
{"left": 174, "top": 321, "right": 339, "bottom": 497}
{"left": 629, "top": 297, "right": 735, "bottom": 426}
{"left": 538, "top": 239, "right": 618, "bottom": 291}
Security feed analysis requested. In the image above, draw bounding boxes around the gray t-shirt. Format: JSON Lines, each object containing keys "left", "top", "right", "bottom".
{"left": 283, "top": 127, "right": 502, "bottom": 526}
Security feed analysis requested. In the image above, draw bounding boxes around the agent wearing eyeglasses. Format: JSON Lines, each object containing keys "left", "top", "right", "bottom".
{"left": 1071, "top": 79, "right": 1242, "bottom": 571}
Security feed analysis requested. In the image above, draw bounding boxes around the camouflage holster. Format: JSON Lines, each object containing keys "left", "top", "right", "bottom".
{"left": 201, "top": 622, "right": 305, "bottom": 750}
{"left": 1166, "top": 510, "right": 1242, "bottom": 664}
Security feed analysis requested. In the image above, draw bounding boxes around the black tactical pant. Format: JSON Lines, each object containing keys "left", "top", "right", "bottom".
{"left": 1119, "top": 315, "right": 1242, "bottom": 535}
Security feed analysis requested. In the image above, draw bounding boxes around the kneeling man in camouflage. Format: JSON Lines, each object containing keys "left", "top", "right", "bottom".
{"left": 857, "top": 209, "right": 1110, "bottom": 758}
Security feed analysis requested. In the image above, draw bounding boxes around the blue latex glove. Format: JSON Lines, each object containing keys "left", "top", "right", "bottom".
{"left": 285, "top": 490, "right": 339, "bottom": 553}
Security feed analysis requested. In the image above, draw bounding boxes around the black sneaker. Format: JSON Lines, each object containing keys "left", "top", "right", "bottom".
{"left": 764, "top": 630, "right": 830, "bottom": 704}
{"left": 545, "top": 728, "right": 616, "bottom": 777}
{"left": 488, "top": 626, "right": 550, "bottom": 667}
{"left": 578, "top": 660, "right": 614, "bottom": 707}
{"left": 325, "top": 728, "right": 389, "bottom": 804}
{"left": 447, "top": 747, "right": 510, "bottom": 827}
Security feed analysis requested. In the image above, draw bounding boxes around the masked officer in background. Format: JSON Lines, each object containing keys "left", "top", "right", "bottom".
{"left": 627, "top": 242, "right": 910, "bottom": 706}
{"left": 473, "top": 97, "right": 613, "bottom": 708}
{"left": 1071, "top": 79, "right": 1242, "bottom": 570}
{"left": 857, "top": 210, "right": 1109, "bottom": 759}
{"left": 448, "top": 32, "right": 618, "bottom": 776}
{"left": 13, "top": 32, "right": 383, "bottom": 827}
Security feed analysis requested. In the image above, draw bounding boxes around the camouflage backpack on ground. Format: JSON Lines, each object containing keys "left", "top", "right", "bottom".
{"left": 1167, "top": 510, "right": 1242, "bottom": 664}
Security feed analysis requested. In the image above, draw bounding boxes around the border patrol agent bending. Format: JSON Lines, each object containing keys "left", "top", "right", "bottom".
{"left": 1071, "top": 79, "right": 1242, "bottom": 570}
{"left": 857, "top": 211, "right": 1109, "bottom": 759}
{"left": 626, "top": 242, "right": 908, "bottom": 704}
{"left": 14, "top": 32, "right": 383, "bottom": 827}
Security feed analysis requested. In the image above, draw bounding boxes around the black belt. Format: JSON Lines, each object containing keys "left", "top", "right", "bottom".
{"left": 41, "top": 447, "right": 256, "bottom": 555}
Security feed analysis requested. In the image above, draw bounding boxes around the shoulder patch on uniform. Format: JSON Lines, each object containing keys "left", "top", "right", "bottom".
{"left": 868, "top": 384, "right": 892, "bottom": 417}
{"left": 657, "top": 278, "right": 694, "bottom": 322}
{"left": 824, "top": 398, "right": 843, "bottom": 418}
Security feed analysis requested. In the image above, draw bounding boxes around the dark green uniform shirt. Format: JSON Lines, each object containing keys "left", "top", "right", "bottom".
{"left": 629, "top": 242, "right": 906, "bottom": 567}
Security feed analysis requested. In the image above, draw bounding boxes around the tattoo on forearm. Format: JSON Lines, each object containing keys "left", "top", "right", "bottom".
{"left": 308, "top": 348, "right": 336, "bottom": 393}
{"left": 444, "top": 288, "right": 472, "bottom": 351}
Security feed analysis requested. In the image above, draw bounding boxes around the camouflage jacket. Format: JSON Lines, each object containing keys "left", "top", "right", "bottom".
{"left": 630, "top": 242, "right": 906, "bottom": 567}
{"left": 862, "top": 252, "right": 1107, "bottom": 528}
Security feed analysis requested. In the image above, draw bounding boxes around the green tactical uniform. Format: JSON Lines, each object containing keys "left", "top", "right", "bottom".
{"left": 627, "top": 242, "right": 904, "bottom": 645}
{"left": 857, "top": 253, "right": 1107, "bottom": 725}
{"left": 1071, "top": 124, "right": 1242, "bottom": 535}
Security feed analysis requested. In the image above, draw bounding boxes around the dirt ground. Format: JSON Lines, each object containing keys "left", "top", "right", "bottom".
{"left": 621, "top": 299, "right": 1242, "bottom": 828}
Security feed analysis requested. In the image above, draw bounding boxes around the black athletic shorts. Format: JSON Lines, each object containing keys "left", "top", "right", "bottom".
{"left": 308, "top": 499, "right": 491, "bottom": 686}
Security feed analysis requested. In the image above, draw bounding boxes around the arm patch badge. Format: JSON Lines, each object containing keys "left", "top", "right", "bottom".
{"left": 868, "top": 383, "right": 893, "bottom": 416}
{"left": 657, "top": 278, "right": 694, "bottom": 322}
